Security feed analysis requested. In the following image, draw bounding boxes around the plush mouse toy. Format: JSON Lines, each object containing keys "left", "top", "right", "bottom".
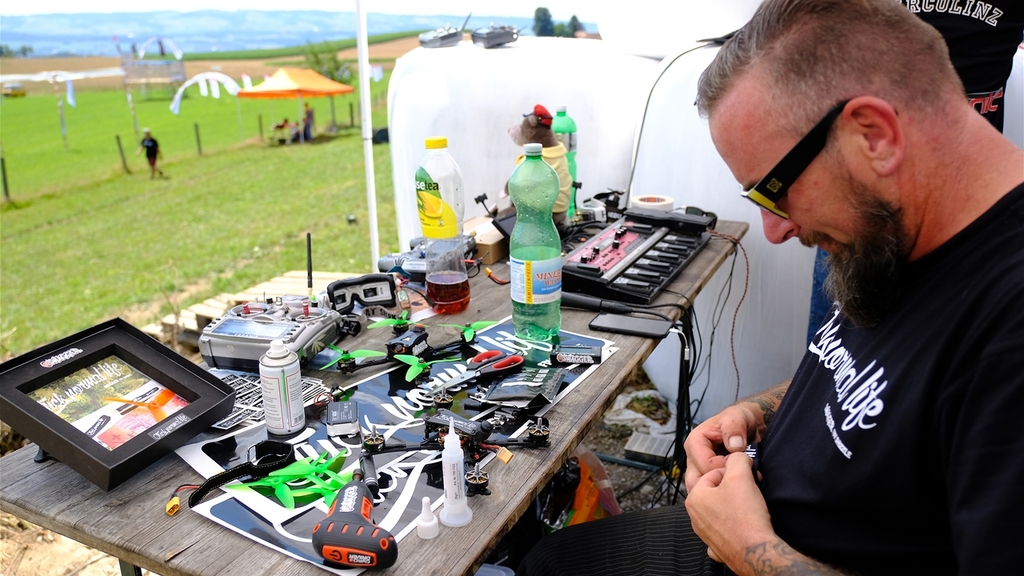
{"left": 507, "top": 104, "right": 573, "bottom": 226}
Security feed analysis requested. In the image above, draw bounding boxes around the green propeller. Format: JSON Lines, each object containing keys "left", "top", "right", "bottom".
{"left": 321, "top": 344, "right": 386, "bottom": 369}
{"left": 394, "top": 354, "right": 460, "bottom": 382}
{"left": 227, "top": 450, "right": 352, "bottom": 509}
{"left": 367, "top": 310, "right": 411, "bottom": 330}
{"left": 438, "top": 320, "right": 498, "bottom": 342}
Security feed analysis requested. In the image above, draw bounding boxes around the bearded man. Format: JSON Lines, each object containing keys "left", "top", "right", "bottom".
{"left": 516, "top": 0, "right": 1024, "bottom": 574}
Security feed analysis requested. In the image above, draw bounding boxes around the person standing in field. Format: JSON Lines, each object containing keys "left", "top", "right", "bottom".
{"left": 136, "top": 128, "right": 164, "bottom": 179}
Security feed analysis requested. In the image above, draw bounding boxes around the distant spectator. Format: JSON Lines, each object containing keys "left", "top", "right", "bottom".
{"left": 135, "top": 128, "right": 164, "bottom": 179}
{"left": 303, "top": 102, "right": 315, "bottom": 142}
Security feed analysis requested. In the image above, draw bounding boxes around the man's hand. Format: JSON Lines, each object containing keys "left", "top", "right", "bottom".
{"left": 687, "top": 453, "right": 774, "bottom": 574}
{"left": 683, "top": 403, "right": 759, "bottom": 492}
{"left": 684, "top": 381, "right": 789, "bottom": 492}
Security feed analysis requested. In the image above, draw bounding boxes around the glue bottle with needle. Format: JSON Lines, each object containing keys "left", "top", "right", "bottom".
{"left": 438, "top": 417, "right": 473, "bottom": 527}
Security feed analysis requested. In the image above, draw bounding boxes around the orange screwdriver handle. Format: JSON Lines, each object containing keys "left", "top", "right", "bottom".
{"left": 312, "top": 479, "right": 398, "bottom": 569}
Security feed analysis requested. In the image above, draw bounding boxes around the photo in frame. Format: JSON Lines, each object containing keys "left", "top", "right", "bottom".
{"left": 0, "top": 318, "right": 236, "bottom": 491}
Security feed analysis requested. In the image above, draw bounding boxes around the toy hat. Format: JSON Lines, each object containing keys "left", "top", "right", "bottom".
{"left": 524, "top": 104, "right": 553, "bottom": 127}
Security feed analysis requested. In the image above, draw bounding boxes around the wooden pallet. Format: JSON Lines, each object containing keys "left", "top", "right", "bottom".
{"left": 226, "top": 270, "right": 359, "bottom": 305}
{"left": 140, "top": 270, "right": 358, "bottom": 351}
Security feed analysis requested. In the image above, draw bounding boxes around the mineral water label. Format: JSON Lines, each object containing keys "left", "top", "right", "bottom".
{"left": 510, "top": 257, "right": 562, "bottom": 304}
{"left": 416, "top": 167, "right": 458, "bottom": 238}
{"left": 556, "top": 132, "right": 577, "bottom": 153}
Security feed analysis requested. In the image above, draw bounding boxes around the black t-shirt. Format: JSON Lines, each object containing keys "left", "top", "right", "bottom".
{"left": 141, "top": 137, "right": 159, "bottom": 159}
{"left": 758, "top": 183, "right": 1024, "bottom": 574}
{"left": 900, "top": 0, "right": 1024, "bottom": 131}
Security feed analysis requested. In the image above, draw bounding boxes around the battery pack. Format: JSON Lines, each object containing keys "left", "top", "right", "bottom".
{"left": 326, "top": 401, "right": 360, "bottom": 437}
{"left": 551, "top": 344, "right": 603, "bottom": 365}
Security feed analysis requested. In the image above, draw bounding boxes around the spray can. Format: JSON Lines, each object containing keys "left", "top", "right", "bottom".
{"left": 438, "top": 418, "right": 473, "bottom": 527}
{"left": 259, "top": 339, "right": 305, "bottom": 437}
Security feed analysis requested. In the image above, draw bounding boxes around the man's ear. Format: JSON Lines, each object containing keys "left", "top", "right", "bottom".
{"left": 842, "top": 96, "right": 904, "bottom": 177}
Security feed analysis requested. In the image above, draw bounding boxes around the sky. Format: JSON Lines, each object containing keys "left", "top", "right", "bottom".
{"left": 0, "top": 0, "right": 602, "bottom": 21}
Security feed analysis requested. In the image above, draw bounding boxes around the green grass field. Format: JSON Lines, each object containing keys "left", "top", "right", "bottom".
{"left": 0, "top": 76, "right": 400, "bottom": 357}
{"left": 181, "top": 30, "right": 423, "bottom": 60}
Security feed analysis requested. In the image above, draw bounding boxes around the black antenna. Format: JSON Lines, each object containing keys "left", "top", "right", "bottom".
{"left": 459, "top": 12, "right": 473, "bottom": 31}
{"left": 306, "top": 232, "right": 313, "bottom": 300}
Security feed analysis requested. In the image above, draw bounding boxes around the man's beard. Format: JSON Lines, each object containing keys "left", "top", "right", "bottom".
{"left": 805, "top": 186, "right": 910, "bottom": 327}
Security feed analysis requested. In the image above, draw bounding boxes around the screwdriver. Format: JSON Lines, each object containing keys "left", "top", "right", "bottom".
{"left": 311, "top": 478, "right": 398, "bottom": 569}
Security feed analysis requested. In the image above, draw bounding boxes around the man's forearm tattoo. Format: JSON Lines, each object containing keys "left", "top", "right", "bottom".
{"left": 743, "top": 541, "right": 844, "bottom": 575}
{"left": 757, "top": 397, "right": 777, "bottom": 428}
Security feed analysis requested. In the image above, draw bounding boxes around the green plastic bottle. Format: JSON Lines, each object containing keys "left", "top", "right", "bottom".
{"left": 508, "top": 143, "right": 562, "bottom": 342}
{"left": 551, "top": 106, "right": 578, "bottom": 218}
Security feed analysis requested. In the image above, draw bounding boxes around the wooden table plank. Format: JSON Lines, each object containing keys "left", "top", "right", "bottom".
{"left": 0, "top": 221, "right": 747, "bottom": 576}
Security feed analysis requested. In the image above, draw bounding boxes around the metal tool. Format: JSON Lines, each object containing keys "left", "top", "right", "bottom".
{"left": 430, "top": 350, "right": 524, "bottom": 394}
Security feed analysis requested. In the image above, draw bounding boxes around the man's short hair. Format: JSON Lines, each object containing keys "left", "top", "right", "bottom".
{"left": 696, "top": 0, "right": 963, "bottom": 134}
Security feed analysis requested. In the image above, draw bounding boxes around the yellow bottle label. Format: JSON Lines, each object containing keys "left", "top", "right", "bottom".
{"left": 416, "top": 167, "right": 457, "bottom": 238}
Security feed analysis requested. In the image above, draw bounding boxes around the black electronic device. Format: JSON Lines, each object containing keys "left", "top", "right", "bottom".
{"left": 376, "top": 236, "right": 477, "bottom": 281}
{"left": 385, "top": 325, "right": 431, "bottom": 358}
{"left": 325, "top": 274, "right": 397, "bottom": 314}
{"left": 419, "top": 12, "right": 472, "bottom": 48}
{"left": 471, "top": 24, "right": 519, "bottom": 48}
{"left": 561, "top": 208, "right": 715, "bottom": 304}
{"left": 588, "top": 313, "right": 674, "bottom": 339}
{"left": 326, "top": 400, "right": 359, "bottom": 437}
{"left": 425, "top": 408, "right": 493, "bottom": 442}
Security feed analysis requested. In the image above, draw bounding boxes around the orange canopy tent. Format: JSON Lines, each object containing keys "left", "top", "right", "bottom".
{"left": 238, "top": 68, "right": 354, "bottom": 144}
{"left": 236, "top": 67, "right": 354, "bottom": 99}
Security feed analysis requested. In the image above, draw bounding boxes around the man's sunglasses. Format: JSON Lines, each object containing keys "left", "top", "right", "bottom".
{"left": 742, "top": 100, "right": 849, "bottom": 219}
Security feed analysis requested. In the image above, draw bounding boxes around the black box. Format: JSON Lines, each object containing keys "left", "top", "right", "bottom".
{"left": 0, "top": 318, "right": 235, "bottom": 491}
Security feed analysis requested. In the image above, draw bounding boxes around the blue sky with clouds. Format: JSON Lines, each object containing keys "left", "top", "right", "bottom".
{"left": 0, "top": 0, "right": 601, "bottom": 21}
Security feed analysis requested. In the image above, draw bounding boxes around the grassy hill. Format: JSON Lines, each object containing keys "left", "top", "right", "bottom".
{"left": 181, "top": 30, "right": 424, "bottom": 60}
{"left": 0, "top": 76, "right": 400, "bottom": 358}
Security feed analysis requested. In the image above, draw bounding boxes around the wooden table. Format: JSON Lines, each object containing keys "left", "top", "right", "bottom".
{"left": 0, "top": 221, "right": 746, "bottom": 576}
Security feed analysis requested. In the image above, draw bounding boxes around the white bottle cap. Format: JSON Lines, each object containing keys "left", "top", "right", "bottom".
{"left": 266, "top": 339, "right": 288, "bottom": 358}
{"left": 417, "top": 496, "right": 439, "bottom": 539}
{"left": 557, "top": 105, "right": 567, "bottom": 112}
{"left": 524, "top": 142, "right": 543, "bottom": 156}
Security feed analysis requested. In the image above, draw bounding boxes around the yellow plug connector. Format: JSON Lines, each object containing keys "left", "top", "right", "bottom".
{"left": 165, "top": 496, "right": 181, "bottom": 516}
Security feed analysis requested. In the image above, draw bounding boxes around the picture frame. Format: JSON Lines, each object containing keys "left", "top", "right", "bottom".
{"left": 0, "top": 318, "right": 235, "bottom": 491}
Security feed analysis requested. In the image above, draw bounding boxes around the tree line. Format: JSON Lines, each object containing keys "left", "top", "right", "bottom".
{"left": 0, "top": 45, "right": 34, "bottom": 57}
{"left": 533, "top": 8, "right": 587, "bottom": 37}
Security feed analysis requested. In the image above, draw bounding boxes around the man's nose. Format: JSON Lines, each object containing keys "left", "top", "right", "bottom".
{"left": 760, "top": 208, "right": 800, "bottom": 244}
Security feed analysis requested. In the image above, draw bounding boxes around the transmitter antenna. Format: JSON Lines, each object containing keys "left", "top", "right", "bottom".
{"left": 306, "top": 232, "right": 313, "bottom": 300}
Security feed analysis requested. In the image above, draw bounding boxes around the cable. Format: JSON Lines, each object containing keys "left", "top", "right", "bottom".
{"left": 707, "top": 230, "right": 749, "bottom": 402}
{"left": 630, "top": 309, "right": 674, "bottom": 323}
{"left": 626, "top": 42, "right": 712, "bottom": 197}
{"left": 484, "top": 267, "right": 509, "bottom": 285}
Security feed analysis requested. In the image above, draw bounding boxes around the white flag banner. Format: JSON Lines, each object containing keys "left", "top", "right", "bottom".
{"left": 66, "top": 80, "right": 76, "bottom": 107}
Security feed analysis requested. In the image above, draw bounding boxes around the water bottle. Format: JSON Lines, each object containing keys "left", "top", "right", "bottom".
{"left": 508, "top": 143, "right": 562, "bottom": 341}
{"left": 416, "top": 136, "right": 470, "bottom": 313}
{"left": 259, "top": 339, "right": 305, "bottom": 437}
{"left": 551, "top": 106, "right": 578, "bottom": 218}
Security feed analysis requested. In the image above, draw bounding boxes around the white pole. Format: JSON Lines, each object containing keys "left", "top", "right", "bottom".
{"left": 356, "top": 0, "right": 380, "bottom": 268}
